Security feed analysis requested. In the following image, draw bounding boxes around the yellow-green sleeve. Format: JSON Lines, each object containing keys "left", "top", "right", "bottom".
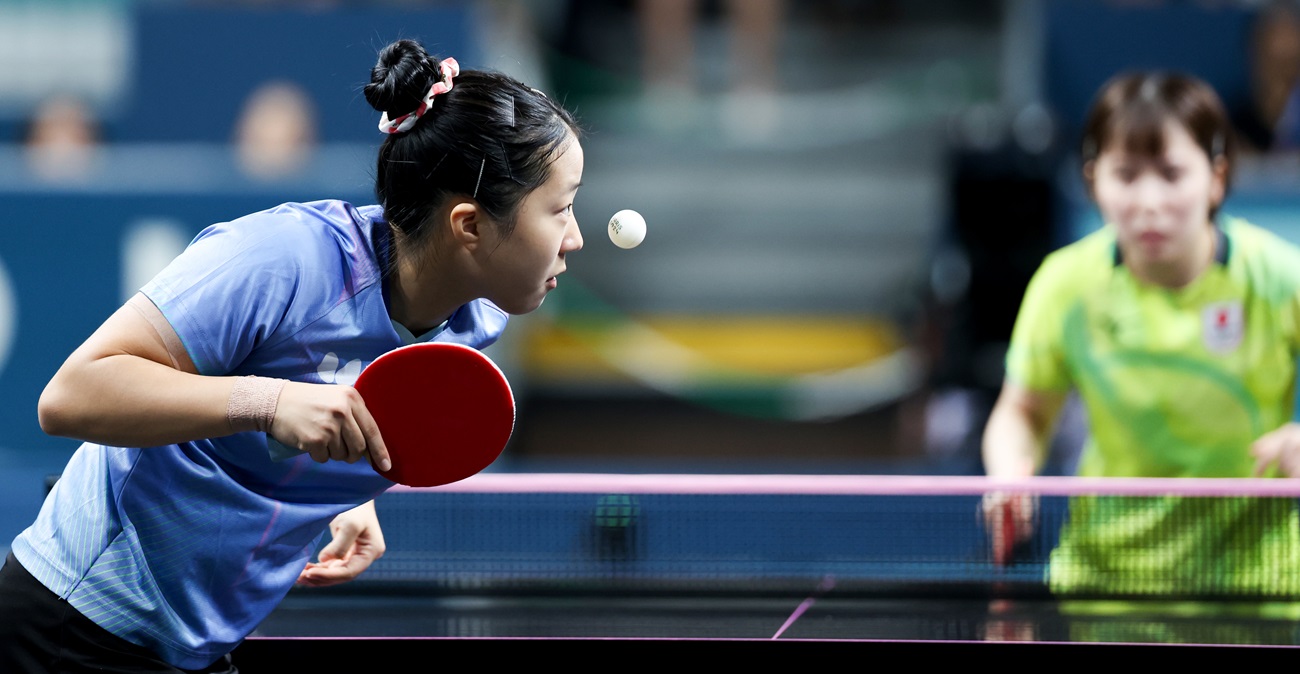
{"left": 1004, "top": 248, "right": 1080, "bottom": 393}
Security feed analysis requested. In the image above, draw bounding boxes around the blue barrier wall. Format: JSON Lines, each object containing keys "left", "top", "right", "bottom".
{"left": 0, "top": 4, "right": 480, "bottom": 145}
{"left": 115, "top": 4, "right": 480, "bottom": 143}
{"left": 1043, "top": 0, "right": 1255, "bottom": 143}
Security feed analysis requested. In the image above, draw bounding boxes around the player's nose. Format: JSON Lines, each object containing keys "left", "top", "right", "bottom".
{"left": 1132, "top": 173, "right": 1168, "bottom": 208}
{"left": 563, "top": 217, "right": 583, "bottom": 253}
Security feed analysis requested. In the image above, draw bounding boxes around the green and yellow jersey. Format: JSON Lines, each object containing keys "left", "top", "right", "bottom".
{"left": 1005, "top": 217, "right": 1300, "bottom": 599}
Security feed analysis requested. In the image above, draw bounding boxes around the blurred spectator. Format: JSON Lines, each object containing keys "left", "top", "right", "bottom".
{"left": 22, "top": 94, "right": 102, "bottom": 182}
{"left": 1238, "top": 0, "right": 1300, "bottom": 152}
{"left": 636, "top": 0, "right": 783, "bottom": 141}
{"left": 233, "top": 80, "right": 318, "bottom": 181}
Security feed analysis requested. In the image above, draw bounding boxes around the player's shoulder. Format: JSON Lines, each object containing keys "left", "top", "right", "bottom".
{"left": 235, "top": 200, "right": 374, "bottom": 239}
{"left": 216, "top": 200, "right": 382, "bottom": 261}
{"left": 1224, "top": 216, "right": 1300, "bottom": 258}
{"left": 1029, "top": 227, "right": 1116, "bottom": 289}
{"left": 1223, "top": 217, "right": 1300, "bottom": 291}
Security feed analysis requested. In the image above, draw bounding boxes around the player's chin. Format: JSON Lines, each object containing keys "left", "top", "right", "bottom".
{"left": 496, "top": 285, "right": 552, "bottom": 315}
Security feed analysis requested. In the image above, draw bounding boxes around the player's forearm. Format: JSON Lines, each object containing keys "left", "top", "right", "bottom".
{"left": 38, "top": 354, "right": 241, "bottom": 447}
{"left": 981, "top": 383, "right": 1067, "bottom": 478}
{"left": 982, "top": 434, "right": 1040, "bottom": 478}
{"left": 981, "top": 404, "right": 1046, "bottom": 478}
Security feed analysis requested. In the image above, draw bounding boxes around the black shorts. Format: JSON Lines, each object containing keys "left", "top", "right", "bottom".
{"left": 0, "top": 551, "right": 238, "bottom": 674}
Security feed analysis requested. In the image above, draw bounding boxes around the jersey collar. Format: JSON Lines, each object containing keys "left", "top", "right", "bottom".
{"left": 1112, "top": 224, "right": 1230, "bottom": 268}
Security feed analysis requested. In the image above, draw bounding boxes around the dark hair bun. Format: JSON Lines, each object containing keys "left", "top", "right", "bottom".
{"left": 364, "top": 39, "right": 440, "bottom": 117}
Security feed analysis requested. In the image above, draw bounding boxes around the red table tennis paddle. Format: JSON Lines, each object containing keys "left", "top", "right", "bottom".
{"left": 355, "top": 342, "right": 515, "bottom": 487}
{"left": 988, "top": 492, "right": 1038, "bottom": 567}
{"left": 992, "top": 497, "right": 1016, "bottom": 567}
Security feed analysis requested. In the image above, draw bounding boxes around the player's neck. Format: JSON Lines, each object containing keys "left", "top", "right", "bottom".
{"left": 389, "top": 256, "right": 467, "bottom": 335}
{"left": 1128, "top": 224, "right": 1216, "bottom": 290}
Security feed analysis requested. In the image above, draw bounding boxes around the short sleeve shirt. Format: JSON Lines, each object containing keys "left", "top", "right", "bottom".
{"left": 1006, "top": 217, "right": 1300, "bottom": 478}
{"left": 1005, "top": 217, "right": 1300, "bottom": 598}
{"left": 12, "top": 200, "right": 509, "bottom": 668}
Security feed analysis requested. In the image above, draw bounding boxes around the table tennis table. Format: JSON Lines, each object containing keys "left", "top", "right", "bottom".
{"left": 231, "top": 473, "right": 1300, "bottom": 667}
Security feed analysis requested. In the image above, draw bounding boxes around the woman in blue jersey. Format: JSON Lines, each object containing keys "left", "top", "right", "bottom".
{"left": 0, "top": 38, "right": 584, "bottom": 673}
{"left": 981, "top": 71, "right": 1300, "bottom": 605}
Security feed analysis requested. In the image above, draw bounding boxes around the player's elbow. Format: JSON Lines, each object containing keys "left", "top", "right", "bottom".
{"left": 37, "top": 379, "right": 82, "bottom": 438}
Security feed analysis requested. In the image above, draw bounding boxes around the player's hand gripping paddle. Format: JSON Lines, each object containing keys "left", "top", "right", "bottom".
{"left": 355, "top": 342, "right": 515, "bottom": 487}
{"left": 985, "top": 491, "right": 1035, "bottom": 567}
{"left": 268, "top": 342, "right": 516, "bottom": 484}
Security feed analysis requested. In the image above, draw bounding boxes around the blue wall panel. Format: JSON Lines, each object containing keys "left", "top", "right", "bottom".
{"left": 116, "top": 5, "right": 479, "bottom": 143}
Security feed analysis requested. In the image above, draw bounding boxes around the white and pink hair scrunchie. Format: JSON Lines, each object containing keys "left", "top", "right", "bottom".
{"left": 377, "top": 57, "right": 460, "bottom": 134}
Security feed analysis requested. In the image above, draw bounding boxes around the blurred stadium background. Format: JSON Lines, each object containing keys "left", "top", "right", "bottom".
{"left": 1, "top": 0, "right": 1298, "bottom": 549}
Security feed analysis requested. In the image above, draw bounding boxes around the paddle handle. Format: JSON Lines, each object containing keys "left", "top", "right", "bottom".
{"left": 267, "top": 437, "right": 299, "bottom": 462}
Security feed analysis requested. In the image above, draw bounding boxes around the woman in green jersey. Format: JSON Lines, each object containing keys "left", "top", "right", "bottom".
{"left": 981, "top": 71, "right": 1300, "bottom": 607}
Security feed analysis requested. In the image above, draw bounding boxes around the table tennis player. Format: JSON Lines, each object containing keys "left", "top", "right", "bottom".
{"left": 0, "top": 37, "right": 584, "bottom": 673}
{"left": 981, "top": 71, "right": 1300, "bottom": 599}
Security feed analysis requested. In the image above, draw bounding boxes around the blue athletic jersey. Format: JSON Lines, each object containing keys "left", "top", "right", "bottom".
{"left": 11, "top": 199, "right": 508, "bottom": 668}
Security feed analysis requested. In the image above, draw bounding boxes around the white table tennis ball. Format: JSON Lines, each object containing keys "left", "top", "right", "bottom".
{"left": 608, "top": 209, "right": 646, "bottom": 249}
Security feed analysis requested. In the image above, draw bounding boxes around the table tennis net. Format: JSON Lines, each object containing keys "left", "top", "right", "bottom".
{"left": 351, "top": 474, "right": 1300, "bottom": 601}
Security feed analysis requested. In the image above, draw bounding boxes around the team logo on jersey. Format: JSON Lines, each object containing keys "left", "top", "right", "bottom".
{"left": 318, "top": 352, "right": 363, "bottom": 386}
{"left": 1202, "top": 301, "right": 1243, "bottom": 354}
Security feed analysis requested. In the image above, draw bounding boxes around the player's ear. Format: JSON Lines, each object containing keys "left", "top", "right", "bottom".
{"left": 448, "top": 200, "right": 483, "bottom": 248}
{"left": 1081, "top": 159, "right": 1097, "bottom": 197}
{"left": 1209, "top": 154, "right": 1229, "bottom": 209}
